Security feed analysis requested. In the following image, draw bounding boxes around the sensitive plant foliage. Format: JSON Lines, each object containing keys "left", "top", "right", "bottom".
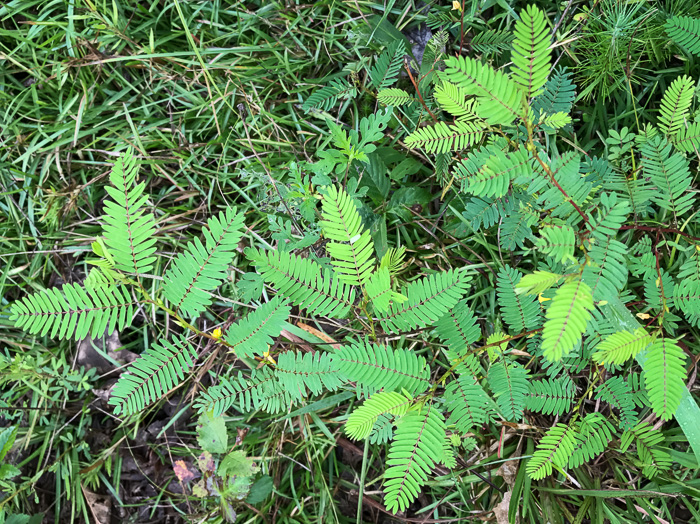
{"left": 9, "top": 3, "right": 700, "bottom": 517}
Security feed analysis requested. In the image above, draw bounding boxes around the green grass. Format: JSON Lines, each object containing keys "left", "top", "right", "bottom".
{"left": 3, "top": 0, "right": 700, "bottom": 522}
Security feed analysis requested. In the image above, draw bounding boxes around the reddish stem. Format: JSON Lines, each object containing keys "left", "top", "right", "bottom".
{"left": 404, "top": 60, "right": 438, "bottom": 123}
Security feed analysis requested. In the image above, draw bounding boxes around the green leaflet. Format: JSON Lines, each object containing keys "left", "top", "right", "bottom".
{"left": 601, "top": 296, "right": 700, "bottom": 463}
{"left": 510, "top": 4, "right": 551, "bottom": 99}
{"left": 345, "top": 391, "right": 411, "bottom": 441}
{"left": 302, "top": 76, "right": 357, "bottom": 112}
{"left": 487, "top": 358, "right": 529, "bottom": 420}
{"left": 674, "top": 122, "right": 700, "bottom": 152}
{"left": 526, "top": 423, "right": 577, "bottom": 480}
{"left": 224, "top": 297, "right": 292, "bottom": 358}
{"left": 275, "top": 351, "right": 344, "bottom": 402}
{"left": 516, "top": 270, "right": 563, "bottom": 295}
{"left": 526, "top": 377, "right": 574, "bottom": 416}
{"left": 536, "top": 223, "right": 576, "bottom": 264}
{"left": 644, "top": 337, "right": 687, "bottom": 421}
{"left": 620, "top": 422, "right": 672, "bottom": 478}
{"left": 377, "top": 88, "right": 412, "bottom": 107}
{"left": 365, "top": 267, "right": 402, "bottom": 314}
{"left": 454, "top": 145, "right": 532, "bottom": 198}
{"left": 592, "top": 328, "right": 651, "bottom": 366}
{"left": 496, "top": 266, "right": 541, "bottom": 334}
{"left": 369, "top": 39, "right": 406, "bottom": 90}
{"left": 162, "top": 206, "right": 245, "bottom": 318}
{"left": 384, "top": 405, "right": 446, "bottom": 513}
{"left": 405, "top": 120, "right": 484, "bottom": 154}
{"left": 10, "top": 283, "right": 135, "bottom": 341}
{"left": 444, "top": 375, "right": 493, "bottom": 432}
{"left": 194, "top": 368, "right": 280, "bottom": 417}
{"left": 102, "top": 148, "right": 158, "bottom": 275}
{"left": 246, "top": 247, "right": 355, "bottom": 318}
{"left": 541, "top": 280, "right": 594, "bottom": 361}
{"left": 379, "top": 269, "right": 471, "bottom": 332}
{"left": 658, "top": 75, "right": 695, "bottom": 138}
{"left": 333, "top": 339, "right": 431, "bottom": 397}
{"left": 666, "top": 16, "right": 700, "bottom": 57}
{"left": 568, "top": 413, "right": 614, "bottom": 469}
{"left": 320, "top": 184, "right": 376, "bottom": 286}
{"left": 434, "top": 81, "right": 479, "bottom": 120}
{"left": 443, "top": 55, "right": 524, "bottom": 125}
{"left": 532, "top": 67, "right": 576, "bottom": 115}
{"left": 109, "top": 335, "right": 198, "bottom": 416}
{"left": 642, "top": 136, "right": 695, "bottom": 219}
{"left": 595, "top": 376, "right": 639, "bottom": 430}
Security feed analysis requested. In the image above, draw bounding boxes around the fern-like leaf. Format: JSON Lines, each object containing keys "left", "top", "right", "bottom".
{"left": 320, "top": 185, "right": 376, "bottom": 286}
{"left": 536, "top": 223, "right": 576, "bottom": 264}
{"left": 163, "top": 207, "right": 244, "bottom": 318}
{"left": 462, "top": 192, "right": 522, "bottom": 232}
{"left": 541, "top": 280, "right": 594, "bottom": 361}
{"left": 443, "top": 55, "right": 523, "bottom": 125}
{"left": 445, "top": 375, "right": 493, "bottom": 432}
{"left": 405, "top": 120, "right": 484, "bottom": 154}
{"left": 525, "top": 377, "right": 574, "bottom": 416}
{"left": 674, "top": 121, "right": 700, "bottom": 152}
{"left": 595, "top": 376, "right": 639, "bottom": 430}
{"left": 526, "top": 423, "right": 577, "bottom": 480}
{"left": 470, "top": 28, "right": 514, "bottom": 54}
{"left": 345, "top": 391, "right": 411, "bottom": 440}
{"left": 109, "top": 336, "right": 198, "bottom": 415}
{"left": 384, "top": 405, "right": 447, "bottom": 514}
{"left": 434, "top": 81, "right": 479, "bottom": 120}
{"left": 620, "top": 422, "right": 672, "bottom": 478}
{"left": 497, "top": 266, "right": 541, "bottom": 334}
{"left": 582, "top": 236, "right": 628, "bottom": 301}
{"left": 455, "top": 145, "right": 532, "bottom": 198}
{"left": 370, "top": 40, "right": 406, "bottom": 90}
{"left": 666, "top": 16, "right": 700, "bottom": 57}
{"left": 379, "top": 270, "right": 471, "bottom": 332}
{"left": 365, "top": 267, "right": 398, "bottom": 314}
{"left": 568, "top": 413, "right": 614, "bottom": 468}
{"left": 674, "top": 279, "right": 700, "bottom": 320}
{"left": 194, "top": 367, "right": 279, "bottom": 416}
{"left": 275, "top": 351, "right": 344, "bottom": 401}
{"left": 658, "top": 75, "right": 695, "bottom": 138}
{"left": 435, "top": 298, "right": 481, "bottom": 352}
{"left": 644, "top": 337, "right": 687, "bottom": 420}
{"left": 333, "top": 339, "right": 431, "bottom": 397}
{"left": 225, "top": 297, "right": 291, "bottom": 358}
{"left": 642, "top": 136, "right": 695, "bottom": 220}
{"left": 377, "top": 88, "right": 413, "bottom": 107}
{"left": 10, "top": 283, "right": 135, "bottom": 341}
{"left": 102, "top": 148, "right": 158, "bottom": 275}
{"left": 488, "top": 359, "right": 529, "bottom": 420}
{"left": 510, "top": 4, "right": 551, "bottom": 99}
{"left": 246, "top": 248, "right": 355, "bottom": 318}
{"left": 532, "top": 67, "right": 576, "bottom": 115}
{"left": 516, "top": 270, "right": 563, "bottom": 295}
{"left": 592, "top": 328, "right": 651, "bottom": 366}
{"left": 302, "top": 77, "right": 356, "bottom": 112}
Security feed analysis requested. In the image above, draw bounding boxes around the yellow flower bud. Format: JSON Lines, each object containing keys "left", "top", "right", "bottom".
{"left": 212, "top": 328, "right": 222, "bottom": 340}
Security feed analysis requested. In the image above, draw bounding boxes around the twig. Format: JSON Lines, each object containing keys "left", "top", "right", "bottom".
{"left": 404, "top": 58, "right": 438, "bottom": 122}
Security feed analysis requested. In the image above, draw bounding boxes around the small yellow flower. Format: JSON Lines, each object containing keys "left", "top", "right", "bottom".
{"left": 636, "top": 313, "right": 651, "bottom": 320}
{"left": 452, "top": 1, "right": 462, "bottom": 11}
{"left": 538, "top": 293, "right": 551, "bottom": 303}
{"left": 263, "top": 347, "right": 276, "bottom": 365}
{"left": 212, "top": 328, "right": 222, "bottom": 340}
